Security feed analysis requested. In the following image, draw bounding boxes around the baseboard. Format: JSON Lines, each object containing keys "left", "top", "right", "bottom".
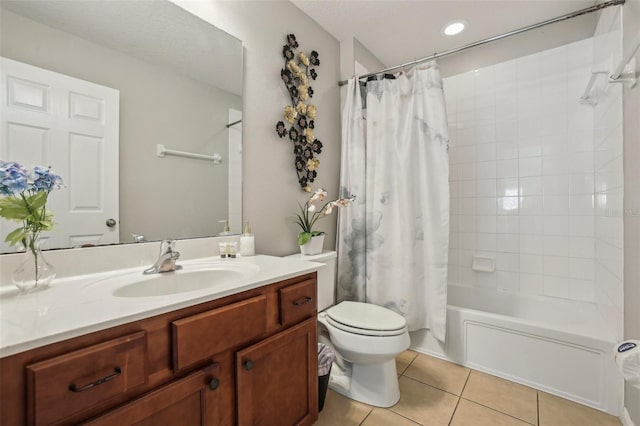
{"left": 621, "top": 407, "right": 636, "bottom": 426}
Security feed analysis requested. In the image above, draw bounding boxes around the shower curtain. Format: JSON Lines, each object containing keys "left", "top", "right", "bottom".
{"left": 337, "top": 64, "right": 450, "bottom": 341}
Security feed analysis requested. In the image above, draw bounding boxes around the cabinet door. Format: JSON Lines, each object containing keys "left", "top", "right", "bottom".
{"left": 236, "top": 318, "right": 318, "bottom": 426}
{"left": 82, "top": 363, "right": 222, "bottom": 426}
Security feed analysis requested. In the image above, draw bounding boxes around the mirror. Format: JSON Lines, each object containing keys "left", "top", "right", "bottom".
{"left": 0, "top": 0, "right": 243, "bottom": 253}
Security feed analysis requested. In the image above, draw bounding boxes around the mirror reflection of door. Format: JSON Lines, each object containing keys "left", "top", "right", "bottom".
{"left": 0, "top": 57, "right": 119, "bottom": 251}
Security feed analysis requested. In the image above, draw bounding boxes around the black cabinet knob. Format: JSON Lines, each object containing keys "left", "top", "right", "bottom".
{"left": 244, "top": 359, "right": 254, "bottom": 370}
{"left": 208, "top": 378, "right": 220, "bottom": 390}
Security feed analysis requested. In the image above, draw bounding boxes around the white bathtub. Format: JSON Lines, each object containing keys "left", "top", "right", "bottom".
{"left": 410, "top": 285, "right": 622, "bottom": 415}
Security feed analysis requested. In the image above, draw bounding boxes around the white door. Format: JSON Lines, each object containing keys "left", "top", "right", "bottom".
{"left": 0, "top": 57, "right": 119, "bottom": 251}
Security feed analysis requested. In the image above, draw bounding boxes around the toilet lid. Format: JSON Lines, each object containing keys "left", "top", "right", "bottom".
{"left": 326, "top": 301, "right": 407, "bottom": 336}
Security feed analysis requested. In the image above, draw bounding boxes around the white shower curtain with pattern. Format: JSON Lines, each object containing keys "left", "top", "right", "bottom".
{"left": 337, "top": 65, "right": 450, "bottom": 341}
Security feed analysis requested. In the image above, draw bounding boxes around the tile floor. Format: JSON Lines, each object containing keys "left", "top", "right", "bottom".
{"left": 316, "top": 351, "right": 621, "bottom": 426}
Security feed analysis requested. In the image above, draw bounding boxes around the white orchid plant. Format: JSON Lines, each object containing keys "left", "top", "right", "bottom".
{"left": 291, "top": 188, "right": 355, "bottom": 246}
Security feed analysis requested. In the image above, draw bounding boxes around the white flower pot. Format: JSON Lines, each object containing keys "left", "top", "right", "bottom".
{"left": 300, "top": 234, "right": 325, "bottom": 255}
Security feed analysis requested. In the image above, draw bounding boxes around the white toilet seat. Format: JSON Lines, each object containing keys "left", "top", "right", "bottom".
{"left": 325, "top": 301, "right": 407, "bottom": 337}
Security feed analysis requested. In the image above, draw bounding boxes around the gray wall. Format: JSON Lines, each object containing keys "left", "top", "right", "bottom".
{"left": 623, "top": 0, "right": 640, "bottom": 422}
{"left": 177, "top": 1, "right": 341, "bottom": 256}
{"left": 1, "top": 9, "right": 241, "bottom": 243}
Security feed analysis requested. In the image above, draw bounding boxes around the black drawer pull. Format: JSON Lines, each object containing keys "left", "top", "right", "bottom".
{"left": 293, "top": 296, "right": 313, "bottom": 306}
{"left": 244, "top": 359, "right": 254, "bottom": 371}
{"left": 69, "top": 367, "right": 122, "bottom": 392}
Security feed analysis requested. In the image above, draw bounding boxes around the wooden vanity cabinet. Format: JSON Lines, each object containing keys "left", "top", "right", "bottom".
{"left": 0, "top": 273, "right": 319, "bottom": 426}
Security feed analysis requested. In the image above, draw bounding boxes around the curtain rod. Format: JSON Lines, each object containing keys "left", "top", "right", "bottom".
{"left": 338, "top": 0, "right": 625, "bottom": 87}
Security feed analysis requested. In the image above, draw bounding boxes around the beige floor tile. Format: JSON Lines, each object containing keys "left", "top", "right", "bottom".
{"left": 389, "top": 376, "right": 459, "bottom": 426}
{"left": 361, "top": 408, "right": 421, "bottom": 426}
{"left": 461, "top": 371, "right": 537, "bottom": 425}
{"left": 396, "top": 350, "right": 419, "bottom": 375}
{"left": 316, "top": 390, "right": 373, "bottom": 426}
{"left": 451, "top": 399, "right": 534, "bottom": 426}
{"left": 538, "top": 392, "right": 622, "bottom": 426}
{"left": 403, "top": 353, "right": 470, "bottom": 396}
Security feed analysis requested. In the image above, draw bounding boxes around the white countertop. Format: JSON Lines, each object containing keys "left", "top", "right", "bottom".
{"left": 0, "top": 255, "right": 321, "bottom": 358}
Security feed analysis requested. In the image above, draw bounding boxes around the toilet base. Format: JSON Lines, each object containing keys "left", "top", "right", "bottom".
{"left": 328, "top": 358, "right": 400, "bottom": 408}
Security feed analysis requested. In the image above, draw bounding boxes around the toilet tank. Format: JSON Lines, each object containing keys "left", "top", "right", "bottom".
{"left": 285, "top": 250, "right": 336, "bottom": 311}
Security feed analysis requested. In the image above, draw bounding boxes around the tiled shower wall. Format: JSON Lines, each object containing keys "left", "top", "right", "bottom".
{"left": 592, "top": 6, "right": 624, "bottom": 339}
{"left": 445, "top": 38, "right": 599, "bottom": 303}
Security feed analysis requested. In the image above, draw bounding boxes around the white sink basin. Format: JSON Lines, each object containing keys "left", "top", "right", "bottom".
{"left": 87, "top": 262, "right": 261, "bottom": 298}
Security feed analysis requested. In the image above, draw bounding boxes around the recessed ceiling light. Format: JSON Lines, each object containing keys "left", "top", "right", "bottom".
{"left": 442, "top": 20, "right": 467, "bottom": 36}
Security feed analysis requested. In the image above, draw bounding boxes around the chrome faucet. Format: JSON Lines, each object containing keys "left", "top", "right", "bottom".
{"left": 143, "top": 240, "right": 182, "bottom": 275}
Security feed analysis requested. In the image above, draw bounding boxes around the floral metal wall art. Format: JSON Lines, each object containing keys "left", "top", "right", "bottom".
{"left": 275, "top": 34, "right": 322, "bottom": 192}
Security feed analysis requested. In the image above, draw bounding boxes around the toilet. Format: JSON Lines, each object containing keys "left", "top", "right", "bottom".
{"left": 287, "top": 251, "right": 410, "bottom": 407}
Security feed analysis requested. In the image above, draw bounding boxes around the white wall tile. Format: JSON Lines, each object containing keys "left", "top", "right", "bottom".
{"left": 543, "top": 156, "right": 569, "bottom": 175}
{"left": 569, "top": 174, "right": 594, "bottom": 195}
{"left": 520, "top": 273, "right": 543, "bottom": 295}
{"left": 569, "top": 216, "right": 595, "bottom": 237}
{"left": 569, "top": 279, "right": 595, "bottom": 302}
{"left": 477, "top": 233, "right": 497, "bottom": 252}
{"left": 458, "top": 215, "right": 477, "bottom": 233}
{"left": 497, "top": 197, "right": 519, "bottom": 215}
{"left": 476, "top": 161, "right": 497, "bottom": 179}
{"left": 543, "top": 275, "right": 570, "bottom": 298}
{"left": 497, "top": 178, "right": 519, "bottom": 197}
{"left": 477, "top": 216, "right": 497, "bottom": 233}
{"left": 497, "top": 216, "right": 519, "bottom": 234}
{"left": 457, "top": 162, "right": 476, "bottom": 180}
{"left": 543, "top": 195, "right": 570, "bottom": 215}
{"left": 477, "top": 179, "right": 497, "bottom": 197}
{"left": 477, "top": 197, "right": 497, "bottom": 215}
{"left": 497, "top": 271, "right": 520, "bottom": 292}
{"left": 497, "top": 234, "right": 519, "bottom": 253}
{"left": 543, "top": 215, "right": 569, "bottom": 236}
{"left": 518, "top": 157, "right": 542, "bottom": 177}
{"left": 544, "top": 255, "right": 569, "bottom": 277}
{"left": 496, "top": 142, "right": 518, "bottom": 159}
{"left": 458, "top": 232, "right": 477, "bottom": 250}
{"left": 570, "top": 257, "right": 595, "bottom": 280}
{"left": 520, "top": 234, "right": 544, "bottom": 254}
{"left": 519, "top": 196, "right": 543, "bottom": 215}
{"left": 458, "top": 180, "right": 477, "bottom": 198}
{"left": 519, "top": 177, "right": 543, "bottom": 196}
{"left": 569, "top": 237, "right": 595, "bottom": 258}
{"left": 497, "top": 252, "right": 519, "bottom": 272}
{"left": 475, "top": 272, "right": 497, "bottom": 289}
{"left": 496, "top": 159, "right": 518, "bottom": 178}
{"left": 520, "top": 254, "right": 543, "bottom": 274}
{"left": 543, "top": 175, "right": 570, "bottom": 196}
{"left": 459, "top": 197, "right": 478, "bottom": 215}
{"left": 476, "top": 143, "right": 497, "bottom": 162}
{"left": 519, "top": 216, "right": 543, "bottom": 235}
{"left": 543, "top": 235, "right": 569, "bottom": 256}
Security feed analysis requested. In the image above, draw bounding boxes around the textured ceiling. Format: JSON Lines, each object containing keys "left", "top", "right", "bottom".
{"left": 292, "top": 0, "right": 599, "bottom": 74}
{"left": 1, "top": 0, "right": 243, "bottom": 95}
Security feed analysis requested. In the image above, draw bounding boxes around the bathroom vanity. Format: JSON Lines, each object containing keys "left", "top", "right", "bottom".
{"left": 0, "top": 256, "right": 320, "bottom": 425}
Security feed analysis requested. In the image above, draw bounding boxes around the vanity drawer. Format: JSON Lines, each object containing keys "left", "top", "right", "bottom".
{"left": 279, "top": 279, "right": 317, "bottom": 327}
{"left": 26, "top": 331, "right": 148, "bottom": 426}
{"left": 172, "top": 294, "right": 267, "bottom": 371}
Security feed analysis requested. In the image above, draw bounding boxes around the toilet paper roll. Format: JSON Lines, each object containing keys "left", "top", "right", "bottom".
{"left": 614, "top": 340, "right": 640, "bottom": 389}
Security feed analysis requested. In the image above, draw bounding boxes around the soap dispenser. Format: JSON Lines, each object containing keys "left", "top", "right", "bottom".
{"left": 218, "top": 219, "right": 231, "bottom": 236}
{"left": 240, "top": 220, "right": 255, "bottom": 256}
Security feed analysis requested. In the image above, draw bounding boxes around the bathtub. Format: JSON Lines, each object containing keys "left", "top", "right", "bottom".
{"left": 410, "top": 284, "right": 622, "bottom": 416}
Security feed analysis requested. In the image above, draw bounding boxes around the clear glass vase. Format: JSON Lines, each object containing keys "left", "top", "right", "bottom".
{"left": 11, "top": 232, "right": 55, "bottom": 293}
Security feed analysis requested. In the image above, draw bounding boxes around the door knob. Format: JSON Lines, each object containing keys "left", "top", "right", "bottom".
{"left": 208, "top": 378, "right": 220, "bottom": 390}
{"left": 244, "top": 359, "right": 254, "bottom": 370}
{"left": 105, "top": 218, "right": 117, "bottom": 228}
